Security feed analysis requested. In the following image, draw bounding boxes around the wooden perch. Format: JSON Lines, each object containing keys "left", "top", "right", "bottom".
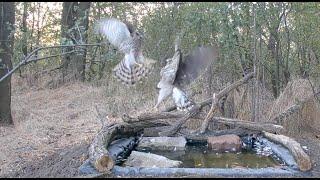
{"left": 213, "top": 117, "right": 285, "bottom": 134}
{"left": 182, "top": 127, "right": 256, "bottom": 143}
{"left": 163, "top": 72, "right": 255, "bottom": 113}
{"left": 262, "top": 131, "right": 312, "bottom": 172}
{"left": 162, "top": 72, "right": 254, "bottom": 135}
{"left": 122, "top": 111, "right": 185, "bottom": 123}
{"left": 158, "top": 105, "right": 200, "bottom": 137}
{"left": 200, "top": 93, "right": 219, "bottom": 134}
{"left": 122, "top": 72, "right": 255, "bottom": 136}
{"left": 199, "top": 72, "right": 255, "bottom": 133}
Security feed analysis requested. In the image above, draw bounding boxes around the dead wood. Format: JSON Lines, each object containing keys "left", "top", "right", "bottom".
{"left": 262, "top": 131, "right": 312, "bottom": 172}
{"left": 200, "top": 93, "right": 219, "bottom": 134}
{"left": 90, "top": 109, "right": 173, "bottom": 173}
{"left": 213, "top": 117, "right": 285, "bottom": 134}
{"left": 199, "top": 72, "right": 255, "bottom": 133}
{"left": 181, "top": 127, "right": 254, "bottom": 143}
{"left": 122, "top": 111, "right": 185, "bottom": 123}
{"left": 88, "top": 123, "right": 118, "bottom": 173}
{"left": 122, "top": 72, "right": 256, "bottom": 137}
{"left": 158, "top": 105, "right": 200, "bottom": 137}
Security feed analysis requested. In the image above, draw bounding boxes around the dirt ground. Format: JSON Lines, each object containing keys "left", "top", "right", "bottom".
{"left": 0, "top": 77, "right": 320, "bottom": 178}
{"left": 0, "top": 77, "right": 118, "bottom": 178}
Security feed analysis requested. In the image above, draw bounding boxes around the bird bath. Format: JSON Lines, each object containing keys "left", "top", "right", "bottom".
{"left": 136, "top": 143, "right": 281, "bottom": 169}
{"left": 80, "top": 130, "right": 312, "bottom": 178}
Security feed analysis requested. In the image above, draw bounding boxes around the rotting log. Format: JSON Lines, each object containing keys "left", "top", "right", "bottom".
{"left": 262, "top": 131, "right": 312, "bottom": 172}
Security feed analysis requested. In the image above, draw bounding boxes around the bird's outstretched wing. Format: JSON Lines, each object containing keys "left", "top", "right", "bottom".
{"left": 95, "top": 18, "right": 132, "bottom": 53}
{"left": 174, "top": 45, "right": 219, "bottom": 88}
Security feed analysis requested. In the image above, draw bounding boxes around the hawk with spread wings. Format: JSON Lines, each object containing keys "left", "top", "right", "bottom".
{"left": 95, "top": 18, "right": 155, "bottom": 85}
{"left": 154, "top": 37, "right": 218, "bottom": 111}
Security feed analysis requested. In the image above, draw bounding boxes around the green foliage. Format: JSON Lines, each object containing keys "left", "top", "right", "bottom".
{"left": 9, "top": 2, "right": 320, "bottom": 96}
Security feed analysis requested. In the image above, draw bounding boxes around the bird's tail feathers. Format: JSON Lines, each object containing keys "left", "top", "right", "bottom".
{"left": 113, "top": 57, "right": 155, "bottom": 86}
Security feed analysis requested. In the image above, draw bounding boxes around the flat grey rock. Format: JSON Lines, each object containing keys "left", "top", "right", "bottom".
{"left": 136, "top": 136, "right": 187, "bottom": 151}
{"left": 124, "top": 151, "right": 182, "bottom": 168}
{"left": 78, "top": 159, "right": 101, "bottom": 175}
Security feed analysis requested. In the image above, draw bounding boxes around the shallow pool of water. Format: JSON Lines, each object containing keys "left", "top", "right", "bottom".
{"left": 138, "top": 145, "right": 281, "bottom": 168}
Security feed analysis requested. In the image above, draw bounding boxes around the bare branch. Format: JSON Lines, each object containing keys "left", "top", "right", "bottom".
{"left": 0, "top": 43, "right": 102, "bottom": 83}
{"left": 199, "top": 72, "right": 255, "bottom": 133}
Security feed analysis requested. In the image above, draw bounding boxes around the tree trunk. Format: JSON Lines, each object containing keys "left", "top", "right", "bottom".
{"left": 0, "top": 2, "right": 15, "bottom": 125}
{"left": 60, "top": 2, "right": 90, "bottom": 82}
{"left": 77, "top": 2, "right": 91, "bottom": 81}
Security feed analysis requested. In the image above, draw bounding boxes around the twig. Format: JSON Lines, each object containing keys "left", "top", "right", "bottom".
{"left": 28, "top": 50, "right": 78, "bottom": 63}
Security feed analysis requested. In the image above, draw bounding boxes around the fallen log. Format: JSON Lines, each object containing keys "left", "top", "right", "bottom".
{"left": 181, "top": 127, "right": 255, "bottom": 143}
{"left": 89, "top": 121, "right": 160, "bottom": 173}
{"left": 122, "top": 111, "right": 185, "bottom": 123}
{"left": 89, "top": 108, "right": 172, "bottom": 173}
{"left": 262, "top": 131, "right": 312, "bottom": 172}
{"left": 88, "top": 123, "right": 140, "bottom": 173}
{"left": 213, "top": 117, "right": 285, "bottom": 134}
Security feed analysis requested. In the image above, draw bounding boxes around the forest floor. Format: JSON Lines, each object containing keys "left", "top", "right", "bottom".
{"left": 0, "top": 77, "right": 320, "bottom": 178}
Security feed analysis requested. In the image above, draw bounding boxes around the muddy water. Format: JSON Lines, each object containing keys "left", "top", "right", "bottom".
{"left": 139, "top": 145, "right": 281, "bottom": 168}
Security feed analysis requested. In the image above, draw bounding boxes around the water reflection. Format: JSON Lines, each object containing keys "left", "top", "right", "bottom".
{"left": 139, "top": 145, "right": 281, "bottom": 168}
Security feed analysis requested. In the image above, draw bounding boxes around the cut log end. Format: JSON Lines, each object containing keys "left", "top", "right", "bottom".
{"left": 95, "top": 155, "right": 115, "bottom": 173}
